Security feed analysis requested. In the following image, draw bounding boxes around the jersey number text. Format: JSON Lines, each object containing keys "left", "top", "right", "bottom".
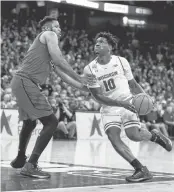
{"left": 103, "top": 78, "right": 116, "bottom": 92}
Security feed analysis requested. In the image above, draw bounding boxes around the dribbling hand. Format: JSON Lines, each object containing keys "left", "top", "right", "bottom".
{"left": 118, "top": 97, "right": 137, "bottom": 113}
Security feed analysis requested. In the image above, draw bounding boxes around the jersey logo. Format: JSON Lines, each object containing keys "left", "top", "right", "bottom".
{"left": 113, "top": 64, "right": 118, "bottom": 68}
{"left": 91, "top": 63, "right": 98, "bottom": 73}
{"left": 97, "top": 71, "right": 118, "bottom": 81}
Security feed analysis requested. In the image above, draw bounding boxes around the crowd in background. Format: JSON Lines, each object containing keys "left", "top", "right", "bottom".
{"left": 1, "top": 17, "right": 174, "bottom": 138}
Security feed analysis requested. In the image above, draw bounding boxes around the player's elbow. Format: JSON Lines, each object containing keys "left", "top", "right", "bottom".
{"left": 128, "top": 78, "right": 137, "bottom": 89}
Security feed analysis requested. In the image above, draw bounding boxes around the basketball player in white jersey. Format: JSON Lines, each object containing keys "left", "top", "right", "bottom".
{"left": 83, "top": 32, "right": 172, "bottom": 182}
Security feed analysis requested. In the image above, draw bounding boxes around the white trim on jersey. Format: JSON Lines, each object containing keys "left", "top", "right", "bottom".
{"left": 104, "top": 121, "right": 122, "bottom": 132}
{"left": 123, "top": 120, "right": 141, "bottom": 129}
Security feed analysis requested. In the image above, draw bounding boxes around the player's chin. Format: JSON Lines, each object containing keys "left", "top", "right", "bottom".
{"left": 94, "top": 50, "right": 100, "bottom": 55}
{"left": 58, "top": 33, "right": 61, "bottom": 38}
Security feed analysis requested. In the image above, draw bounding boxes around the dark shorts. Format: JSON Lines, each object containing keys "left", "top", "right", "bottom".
{"left": 11, "top": 75, "right": 53, "bottom": 121}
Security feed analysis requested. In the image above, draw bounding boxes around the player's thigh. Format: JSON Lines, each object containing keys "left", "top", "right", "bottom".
{"left": 101, "top": 112, "right": 122, "bottom": 133}
{"left": 11, "top": 76, "right": 52, "bottom": 120}
{"left": 101, "top": 112, "right": 122, "bottom": 142}
{"left": 122, "top": 109, "right": 140, "bottom": 129}
{"left": 125, "top": 126, "right": 141, "bottom": 141}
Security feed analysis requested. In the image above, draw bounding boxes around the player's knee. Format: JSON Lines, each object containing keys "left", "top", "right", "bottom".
{"left": 126, "top": 129, "right": 140, "bottom": 142}
{"left": 24, "top": 119, "right": 36, "bottom": 130}
{"left": 40, "top": 114, "right": 58, "bottom": 128}
{"left": 127, "top": 134, "right": 140, "bottom": 142}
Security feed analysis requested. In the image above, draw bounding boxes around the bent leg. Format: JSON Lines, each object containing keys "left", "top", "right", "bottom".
{"left": 125, "top": 126, "right": 152, "bottom": 142}
{"left": 106, "top": 127, "right": 135, "bottom": 163}
{"left": 18, "top": 119, "right": 37, "bottom": 156}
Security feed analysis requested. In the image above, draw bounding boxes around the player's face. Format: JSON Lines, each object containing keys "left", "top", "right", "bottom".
{"left": 94, "top": 37, "right": 111, "bottom": 56}
{"left": 51, "top": 21, "right": 61, "bottom": 38}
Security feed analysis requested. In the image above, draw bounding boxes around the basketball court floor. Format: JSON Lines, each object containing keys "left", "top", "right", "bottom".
{"left": 1, "top": 138, "right": 174, "bottom": 192}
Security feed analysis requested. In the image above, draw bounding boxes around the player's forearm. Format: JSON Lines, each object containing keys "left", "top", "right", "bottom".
{"left": 88, "top": 87, "right": 122, "bottom": 106}
{"left": 135, "top": 83, "right": 145, "bottom": 94}
{"left": 52, "top": 54, "right": 81, "bottom": 82}
{"left": 129, "top": 79, "right": 145, "bottom": 94}
{"left": 55, "top": 66, "right": 83, "bottom": 89}
{"left": 91, "top": 93, "right": 121, "bottom": 107}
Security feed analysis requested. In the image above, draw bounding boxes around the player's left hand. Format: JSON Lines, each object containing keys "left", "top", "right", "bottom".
{"left": 119, "top": 97, "right": 137, "bottom": 113}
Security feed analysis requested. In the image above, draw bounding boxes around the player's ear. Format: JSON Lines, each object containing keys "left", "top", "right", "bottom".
{"left": 109, "top": 45, "right": 112, "bottom": 52}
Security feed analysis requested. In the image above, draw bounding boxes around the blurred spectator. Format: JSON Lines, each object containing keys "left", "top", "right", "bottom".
{"left": 163, "top": 106, "right": 174, "bottom": 137}
{"left": 54, "top": 100, "right": 77, "bottom": 139}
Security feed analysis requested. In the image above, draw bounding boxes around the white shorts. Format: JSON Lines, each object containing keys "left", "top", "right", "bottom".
{"left": 101, "top": 106, "right": 140, "bottom": 132}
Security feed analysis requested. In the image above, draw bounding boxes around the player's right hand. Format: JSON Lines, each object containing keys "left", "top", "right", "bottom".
{"left": 119, "top": 97, "right": 137, "bottom": 113}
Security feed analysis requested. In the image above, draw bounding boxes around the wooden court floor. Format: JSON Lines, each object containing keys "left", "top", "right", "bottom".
{"left": 1, "top": 138, "right": 174, "bottom": 192}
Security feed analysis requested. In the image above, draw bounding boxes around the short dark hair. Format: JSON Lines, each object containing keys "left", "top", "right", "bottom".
{"left": 39, "top": 16, "right": 57, "bottom": 27}
{"left": 95, "top": 31, "right": 119, "bottom": 49}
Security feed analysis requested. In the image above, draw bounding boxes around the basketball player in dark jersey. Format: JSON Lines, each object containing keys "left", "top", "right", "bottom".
{"left": 10, "top": 16, "right": 93, "bottom": 179}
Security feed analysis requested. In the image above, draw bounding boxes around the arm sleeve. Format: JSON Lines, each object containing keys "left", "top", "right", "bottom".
{"left": 83, "top": 65, "right": 101, "bottom": 88}
{"left": 119, "top": 57, "right": 134, "bottom": 81}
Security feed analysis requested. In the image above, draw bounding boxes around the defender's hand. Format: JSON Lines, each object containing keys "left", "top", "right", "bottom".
{"left": 81, "top": 74, "right": 97, "bottom": 86}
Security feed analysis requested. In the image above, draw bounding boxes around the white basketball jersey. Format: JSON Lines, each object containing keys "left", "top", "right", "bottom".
{"left": 84, "top": 55, "right": 133, "bottom": 103}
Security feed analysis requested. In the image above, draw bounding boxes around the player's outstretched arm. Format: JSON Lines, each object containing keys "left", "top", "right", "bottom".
{"left": 44, "top": 31, "right": 82, "bottom": 82}
{"left": 119, "top": 57, "right": 145, "bottom": 95}
{"left": 54, "top": 66, "right": 89, "bottom": 91}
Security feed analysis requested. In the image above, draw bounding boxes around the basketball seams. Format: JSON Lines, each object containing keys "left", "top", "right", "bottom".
{"left": 145, "top": 95, "right": 150, "bottom": 115}
{"left": 138, "top": 95, "right": 145, "bottom": 114}
{"left": 132, "top": 93, "right": 153, "bottom": 115}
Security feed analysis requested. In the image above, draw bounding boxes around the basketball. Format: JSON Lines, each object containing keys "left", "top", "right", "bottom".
{"left": 132, "top": 93, "right": 154, "bottom": 115}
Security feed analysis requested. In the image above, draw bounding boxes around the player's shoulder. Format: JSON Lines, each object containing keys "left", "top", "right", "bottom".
{"left": 41, "top": 31, "right": 57, "bottom": 40}
{"left": 116, "top": 56, "right": 129, "bottom": 63}
{"left": 84, "top": 58, "right": 97, "bottom": 70}
{"left": 40, "top": 31, "right": 58, "bottom": 45}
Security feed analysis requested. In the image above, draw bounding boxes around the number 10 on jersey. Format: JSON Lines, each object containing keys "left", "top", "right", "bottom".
{"left": 103, "top": 78, "right": 116, "bottom": 92}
